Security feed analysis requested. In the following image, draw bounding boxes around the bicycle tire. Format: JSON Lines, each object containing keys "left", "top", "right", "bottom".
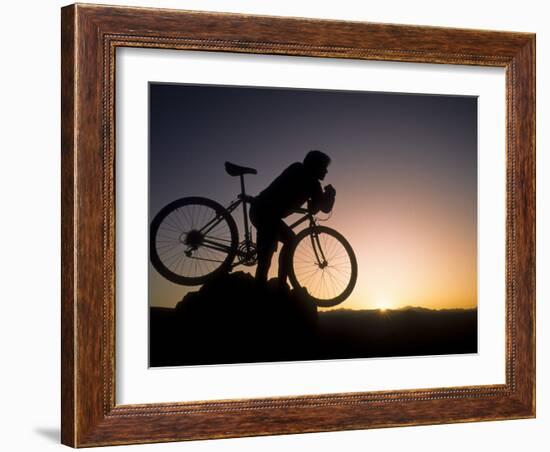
{"left": 288, "top": 226, "right": 357, "bottom": 307}
{"left": 150, "top": 197, "right": 239, "bottom": 286}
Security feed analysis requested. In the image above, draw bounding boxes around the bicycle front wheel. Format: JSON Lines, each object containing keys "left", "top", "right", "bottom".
{"left": 150, "top": 197, "right": 238, "bottom": 286}
{"left": 288, "top": 226, "right": 357, "bottom": 307}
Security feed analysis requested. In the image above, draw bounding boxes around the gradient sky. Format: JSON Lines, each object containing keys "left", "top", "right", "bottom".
{"left": 149, "top": 83, "right": 477, "bottom": 311}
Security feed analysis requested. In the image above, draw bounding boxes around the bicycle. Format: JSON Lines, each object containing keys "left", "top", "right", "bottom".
{"left": 150, "top": 161, "right": 358, "bottom": 307}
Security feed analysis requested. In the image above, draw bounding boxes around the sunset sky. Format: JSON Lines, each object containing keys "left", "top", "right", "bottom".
{"left": 149, "top": 83, "right": 477, "bottom": 311}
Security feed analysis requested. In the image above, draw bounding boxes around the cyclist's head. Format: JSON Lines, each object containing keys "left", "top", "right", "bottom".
{"left": 304, "top": 150, "right": 331, "bottom": 180}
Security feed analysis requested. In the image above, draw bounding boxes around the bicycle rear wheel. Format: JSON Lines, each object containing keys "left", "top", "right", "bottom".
{"left": 150, "top": 197, "right": 238, "bottom": 286}
{"left": 288, "top": 226, "right": 357, "bottom": 307}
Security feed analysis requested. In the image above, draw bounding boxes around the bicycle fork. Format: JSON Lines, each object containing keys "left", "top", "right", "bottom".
{"left": 310, "top": 230, "right": 328, "bottom": 268}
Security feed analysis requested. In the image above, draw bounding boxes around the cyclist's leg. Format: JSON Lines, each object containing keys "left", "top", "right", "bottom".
{"left": 255, "top": 231, "right": 276, "bottom": 284}
{"left": 277, "top": 221, "right": 296, "bottom": 286}
{"left": 251, "top": 208, "right": 277, "bottom": 284}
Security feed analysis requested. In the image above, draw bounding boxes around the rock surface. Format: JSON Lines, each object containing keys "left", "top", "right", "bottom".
{"left": 150, "top": 272, "right": 319, "bottom": 366}
{"left": 149, "top": 273, "right": 478, "bottom": 367}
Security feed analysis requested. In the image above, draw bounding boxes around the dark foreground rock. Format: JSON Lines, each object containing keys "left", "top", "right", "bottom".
{"left": 149, "top": 272, "right": 478, "bottom": 367}
{"left": 149, "top": 272, "right": 319, "bottom": 366}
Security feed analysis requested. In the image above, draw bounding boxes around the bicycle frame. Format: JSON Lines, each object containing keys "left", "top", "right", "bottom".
{"left": 192, "top": 170, "right": 328, "bottom": 267}
{"left": 196, "top": 197, "right": 324, "bottom": 267}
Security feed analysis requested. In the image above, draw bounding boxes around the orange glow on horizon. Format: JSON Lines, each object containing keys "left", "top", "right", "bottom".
{"left": 147, "top": 87, "right": 478, "bottom": 313}
{"left": 150, "top": 148, "right": 477, "bottom": 312}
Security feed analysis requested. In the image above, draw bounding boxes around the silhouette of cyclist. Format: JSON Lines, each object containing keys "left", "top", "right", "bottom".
{"left": 250, "top": 150, "right": 336, "bottom": 288}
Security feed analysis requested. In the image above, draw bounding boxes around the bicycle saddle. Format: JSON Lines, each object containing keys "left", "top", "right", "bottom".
{"left": 224, "top": 161, "right": 258, "bottom": 176}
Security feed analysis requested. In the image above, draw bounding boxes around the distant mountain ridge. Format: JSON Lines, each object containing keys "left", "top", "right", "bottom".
{"left": 322, "top": 306, "right": 477, "bottom": 314}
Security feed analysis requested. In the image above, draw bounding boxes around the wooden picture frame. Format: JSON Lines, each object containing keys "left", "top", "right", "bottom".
{"left": 61, "top": 3, "right": 535, "bottom": 447}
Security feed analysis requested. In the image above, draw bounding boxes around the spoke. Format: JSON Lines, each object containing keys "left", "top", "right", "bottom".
{"left": 295, "top": 265, "right": 321, "bottom": 277}
{"left": 163, "top": 249, "right": 186, "bottom": 268}
{"left": 328, "top": 263, "right": 352, "bottom": 274}
{"left": 328, "top": 255, "right": 351, "bottom": 263}
{"left": 173, "top": 252, "right": 186, "bottom": 274}
{"left": 328, "top": 238, "right": 341, "bottom": 262}
{"left": 205, "top": 246, "right": 218, "bottom": 269}
{"left": 157, "top": 223, "right": 181, "bottom": 234}
{"left": 155, "top": 239, "right": 180, "bottom": 246}
{"left": 158, "top": 243, "right": 184, "bottom": 259}
{"left": 328, "top": 248, "right": 347, "bottom": 263}
{"left": 318, "top": 271, "right": 325, "bottom": 299}
{"left": 301, "top": 271, "right": 319, "bottom": 287}
{"left": 295, "top": 243, "right": 316, "bottom": 262}
{"left": 198, "top": 205, "right": 206, "bottom": 230}
{"left": 180, "top": 207, "right": 192, "bottom": 231}
{"left": 156, "top": 243, "right": 181, "bottom": 251}
{"left": 323, "top": 237, "right": 336, "bottom": 261}
{"left": 312, "top": 270, "right": 322, "bottom": 298}
{"left": 294, "top": 263, "right": 319, "bottom": 271}
{"left": 189, "top": 255, "right": 224, "bottom": 264}
{"left": 331, "top": 273, "right": 349, "bottom": 287}
{"left": 165, "top": 215, "right": 182, "bottom": 232}
{"left": 201, "top": 246, "right": 218, "bottom": 269}
{"left": 170, "top": 210, "right": 184, "bottom": 232}
{"left": 325, "top": 268, "right": 341, "bottom": 296}
{"left": 323, "top": 269, "right": 334, "bottom": 298}
{"left": 183, "top": 208, "right": 196, "bottom": 231}
{"left": 189, "top": 206, "right": 199, "bottom": 229}
{"left": 326, "top": 271, "right": 349, "bottom": 292}
{"left": 155, "top": 233, "right": 181, "bottom": 241}
{"left": 156, "top": 233, "right": 182, "bottom": 241}
{"left": 196, "top": 255, "right": 204, "bottom": 276}
{"left": 321, "top": 271, "right": 329, "bottom": 299}
{"left": 318, "top": 271, "right": 326, "bottom": 298}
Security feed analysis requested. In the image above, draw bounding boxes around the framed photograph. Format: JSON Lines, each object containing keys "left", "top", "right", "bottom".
{"left": 61, "top": 3, "right": 535, "bottom": 447}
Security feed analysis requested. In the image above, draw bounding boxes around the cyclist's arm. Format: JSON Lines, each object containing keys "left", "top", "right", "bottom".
{"left": 308, "top": 183, "right": 335, "bottom": 214}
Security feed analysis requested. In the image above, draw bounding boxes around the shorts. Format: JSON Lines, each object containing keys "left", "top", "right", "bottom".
{"left": 249, "top": 202, "right": 294, "bottom": 255}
